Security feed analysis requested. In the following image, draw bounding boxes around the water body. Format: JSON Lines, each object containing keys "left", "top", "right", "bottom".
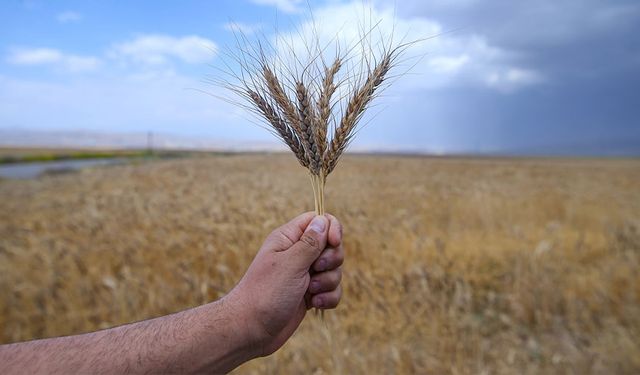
{"left": 0, "top": 158, "right": 125, "bottom": 179}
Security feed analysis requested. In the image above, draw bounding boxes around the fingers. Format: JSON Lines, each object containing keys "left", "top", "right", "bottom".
{"left": 312, "top": 244, "right": 344, "bottom": 272}
{"left": 311, "top": 213, "right": 343, "bottom": 272}
{"left": 307, "top": 213, "right": 344, "bottom": 310}
{"left": 309, "top": 266, "right": 342, "bottom": 294}
{"left": 310, "top": 286, "right": 342, "bottom": 310}
{"left": 325, "top": 213, "right": 343, "bottom": 248}
{"left": 285, "top": 215, "right": 329, "bottom": 272}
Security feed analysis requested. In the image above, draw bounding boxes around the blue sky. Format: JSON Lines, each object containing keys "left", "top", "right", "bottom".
{"left": 1, "top": 0, "right": 639, "bottom": 154}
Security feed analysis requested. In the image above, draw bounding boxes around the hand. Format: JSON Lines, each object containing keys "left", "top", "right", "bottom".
{"left": 228, "top": 212, "right": 344, "bottom": 356}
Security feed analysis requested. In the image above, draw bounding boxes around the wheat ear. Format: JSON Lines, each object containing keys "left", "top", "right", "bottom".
{"left": 295, "top": 81, "right": 321, "bottom": 176}
{"left": 262, "top": 66, "right": 303, "bottom": 133}
{"left": 247, "top": 89, "right": 308, "bottom": 167}
{"left": 324, "top": 53, "right": 392, "bottom": 176}
{"left": 317, "top": 58, "right": 342, "bottom": 176}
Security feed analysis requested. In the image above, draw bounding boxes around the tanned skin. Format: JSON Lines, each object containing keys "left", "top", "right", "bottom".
{"left": 0, "top": 213, "right": 344, "bottom": 374}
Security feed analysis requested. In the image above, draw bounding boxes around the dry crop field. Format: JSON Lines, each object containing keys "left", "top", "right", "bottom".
{"left": 0, "top": 154, "right": 639, "bottom": 374}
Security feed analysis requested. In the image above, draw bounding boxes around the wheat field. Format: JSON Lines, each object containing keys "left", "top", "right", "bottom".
{"left": 0, "top": 154, "right": 639, "bottom": 374}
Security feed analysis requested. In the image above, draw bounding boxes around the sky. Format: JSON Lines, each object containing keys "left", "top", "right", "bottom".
{"left": 1, "top": 0, "right": 639, "bottom": 155}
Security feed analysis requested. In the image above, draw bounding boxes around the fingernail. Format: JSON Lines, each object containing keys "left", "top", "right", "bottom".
{"left": 309, "top": 216, "right": 326, "bottom": 233}
{"left": 317, "top": 259, "right": 327, "bottom": 271}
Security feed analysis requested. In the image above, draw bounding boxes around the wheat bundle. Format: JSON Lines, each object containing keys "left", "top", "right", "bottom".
{"left": 216, "top": 20, "right": 409, "bottom": 215}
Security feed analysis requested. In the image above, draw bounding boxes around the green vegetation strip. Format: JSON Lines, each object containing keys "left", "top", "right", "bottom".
{"left": 0, "top": 150, "right": 192, "bottom": 164}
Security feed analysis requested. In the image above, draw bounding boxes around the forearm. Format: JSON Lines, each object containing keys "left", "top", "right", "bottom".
{"left": 0, "top": 295, "right": 259, "bottom": 374}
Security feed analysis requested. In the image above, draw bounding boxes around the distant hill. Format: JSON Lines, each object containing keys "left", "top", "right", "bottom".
{"left": 1, "top": 128, "right": 638, "bottom": 156}
{"left": 0, "top": 128, "right": 282, "bottom": 151}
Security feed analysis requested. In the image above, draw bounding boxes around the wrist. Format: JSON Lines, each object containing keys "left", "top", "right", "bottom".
{"left": 184, "top": 292, "right": 261, "bottom": 373}
{"left": 217, "top": 288, "right": 264, "bottom": 359}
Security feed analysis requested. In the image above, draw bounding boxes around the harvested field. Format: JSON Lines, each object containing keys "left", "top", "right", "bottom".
{"left": 1, "top": 154, "right": 639, "bottom": 374}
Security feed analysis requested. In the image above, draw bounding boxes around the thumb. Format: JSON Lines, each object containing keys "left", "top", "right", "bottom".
{"left": 286, "top": 215, "right": 329, "bottom": 272}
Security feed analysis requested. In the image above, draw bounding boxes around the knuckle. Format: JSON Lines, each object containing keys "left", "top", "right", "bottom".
{"left": 334, "top": 269, "right": 343, "bottom": 284}
{"left": 333, "top": 248, "right": 345, "bottom": 266}
{"left": 325, "top": 296, "right": 339, "bottom": 309}
{"left": 324, "top": 288, "right": 342, "bottom": 309}
{"left": 325, "top": 270, "right": 341, "bottom": 284}
{"left": 269, "top": 230, "right": 296, "bottom": 251}
{"left": 312, "top": 271, "right": 342, "bottom": 292}
{"left": 300, "top": 233, "right": 320, "bottom": 251}
{"left": 318, "top": 247, "right": 340, "bottom": 269}
{"left": 324, "top": 249, "right": 343, "bottom": 268}
{"left": 326, "top": 270, "right": 341, "bottom": 286}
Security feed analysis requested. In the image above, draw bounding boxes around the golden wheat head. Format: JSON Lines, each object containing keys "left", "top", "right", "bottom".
{"left": 218, "top": 19, "right": 409, "bottom": 214}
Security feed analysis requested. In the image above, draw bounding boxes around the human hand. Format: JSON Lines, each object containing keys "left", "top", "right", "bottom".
{"left": 227, "top": 212, "right": 344, "bottom": 356}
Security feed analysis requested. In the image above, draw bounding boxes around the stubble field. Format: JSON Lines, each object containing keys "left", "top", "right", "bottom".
{"left": 1, "top": 154, "right": 639, "bottom": 374}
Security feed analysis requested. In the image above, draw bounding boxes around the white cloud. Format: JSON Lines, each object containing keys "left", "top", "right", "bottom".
{"left": 250, "top": 0, "right": 303, "bottom": 13}
{"left": 0, "top": 37, "right": 250, "bottom": 139}
{"left": 419, "top": 34, "right": 543, "bottom": 91}
{"left": 485, "top": 68, "right": 543, "bottom": 92}
{"left": 266, "top": 1, "right": 543, "bottom": 92}
{"left": 64, "top": 55, "right": 101, "bottom": 72}
{"left": 428, "top": 54, "right": 470, "bottom": 73}
{"left": 57, "top": 11, "right": 82, "bottom": 24}
{"left": 6, "top": 48, "right": 62, "bottom": 65}
{"left": 6, "top": 47, "right": 100, "bottom": 72}
{"left": 109, "top": 34, "right": 217, "bottom": 65}
{"left": 0, "top": 34, "right": 261, "bottom": 143}
{"left": 223, "top": 22, "right": 263, "bottom": 35}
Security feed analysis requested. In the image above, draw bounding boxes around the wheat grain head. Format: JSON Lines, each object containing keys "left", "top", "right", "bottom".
{"left": 216, "top": 14, "right": 412, "bottom": 214}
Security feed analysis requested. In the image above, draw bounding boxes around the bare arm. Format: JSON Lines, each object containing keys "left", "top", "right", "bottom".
{"left": 0, "top": 296, "right": 258, "bottom": 374}
{"left": 0, "top": 213, "right": 344, "bottom": 374}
